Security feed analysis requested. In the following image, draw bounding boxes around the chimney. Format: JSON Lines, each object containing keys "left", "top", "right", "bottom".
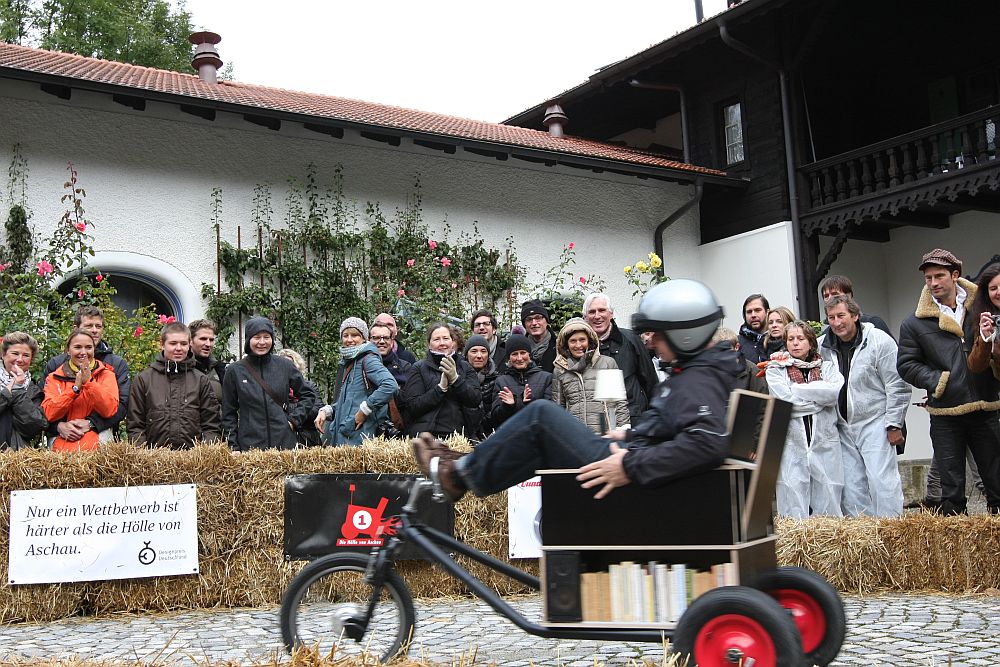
{"left": 189, "top": 31, "right": 223, "bottom": 84}
{"left": 542, "top": 104, "right": 568, "bottom": 138}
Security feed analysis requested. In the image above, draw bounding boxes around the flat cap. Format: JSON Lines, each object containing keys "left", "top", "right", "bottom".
{"left": 918, "top": 248, "right": 962, "bottom": 272}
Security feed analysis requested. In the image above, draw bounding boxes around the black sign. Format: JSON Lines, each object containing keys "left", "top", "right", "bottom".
{"left": 283, "top": 473, "right": 453, "bottom": 560}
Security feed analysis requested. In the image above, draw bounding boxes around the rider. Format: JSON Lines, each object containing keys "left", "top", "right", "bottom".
{"left": 413, "top": 279, "right": 741, "bottom": 501}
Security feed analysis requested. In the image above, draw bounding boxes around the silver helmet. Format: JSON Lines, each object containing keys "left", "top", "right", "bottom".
{"left": 631, "top": 279, "right": 724, "bottom": 357}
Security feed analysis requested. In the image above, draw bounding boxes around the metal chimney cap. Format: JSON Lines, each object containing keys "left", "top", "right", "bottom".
{"left": 543, "top": 104, "right": 568, "bottom": 124}
{"left": 190, "top": 31, "right": 223, "bottom": 82}
{"left": 189, "top": 31, "right": 222, "bottom": 46}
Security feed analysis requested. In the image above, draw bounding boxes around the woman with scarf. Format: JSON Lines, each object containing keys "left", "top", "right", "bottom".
{"left": 42, "top": 329, "right": 119, "bottom": 452}
{"left": 764, "top": 320, "right": 844, "bottom": 518}
{"left": 763, "top": 306, "right": 796, "bottom": 358}
{"left": 552, "top": 318, "right": 630, "bottom": 434}
{"left": 402, "top": 322, "right": 480, "bottom": 438}
{"left": 462, "top": 334, "right": 498, "bottom": 440}
{"left": 314, "top": 317, "right": 397, "bottom": 446}
{"left": 1, "top": 331, "right": 47, "bottom": 449}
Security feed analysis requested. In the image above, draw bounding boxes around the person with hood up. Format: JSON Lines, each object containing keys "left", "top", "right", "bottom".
{"left": 127, "top": 322, "right": 221, "bottom": 448}
{"left": 0, "top": 331, "right": 47, "bottom": 449}
{"left": 462, "top": 334, "right": 498, "bottom": 440}
{"left": 401, "top": 322, "right": 480, "bottom": 438}
{"left": 315, "top": 317, "right": 398, "bottom": 446}
{"left": 764, "top": 320, "right": 845, "bottom": 518}
{"left": 221, "top": 316, "right": 316, "bottom": 451}
{"left": 491, "top": 334, "right": 553, "bottom": 428}
{"left": 412, "top": 279, "right": 738, "bottom": 504}
{"left": 552, "top": 318, "right": 630, "bottom": 434}
{"left": 43, "top": 328, "right": 120, "bottom": 452}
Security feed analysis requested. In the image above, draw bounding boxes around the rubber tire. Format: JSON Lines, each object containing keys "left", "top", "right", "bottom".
{"left": 673, "top": 586, "right": 804, "bottom": 667}
{"left": 754, "top": 566, "right": 846, "bottom": 666}
{"left": 280, "top": 552, "right": 416, "bottom": 663}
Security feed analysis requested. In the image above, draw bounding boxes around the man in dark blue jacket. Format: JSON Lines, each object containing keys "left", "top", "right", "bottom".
{"left": 414, "top": 280, "right": 738, "bottom": 502}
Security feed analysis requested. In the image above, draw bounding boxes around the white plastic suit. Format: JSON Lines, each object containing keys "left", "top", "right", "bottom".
{"left": 819, "top": 323, "right": 910, "bottom": 517}
{"left": 766, "top": 359, "right": 845, "bottom": 518}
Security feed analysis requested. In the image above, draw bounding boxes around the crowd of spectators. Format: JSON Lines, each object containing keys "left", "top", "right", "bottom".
{"left": 3, "top": 247, "right": 999, "bottom": 520}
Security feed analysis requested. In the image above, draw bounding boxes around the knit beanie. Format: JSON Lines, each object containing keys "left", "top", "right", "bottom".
{"left": 520, "top": 299, "right": 550, "bottom": 324}
{"left": 463, "top": 334, "right": 490, "bottom": 357}
{"left": 505, "top": 334, "right": 532, "bottom": 360}
{"left": 339, "top": 316, "right": 369, "bottom": 340}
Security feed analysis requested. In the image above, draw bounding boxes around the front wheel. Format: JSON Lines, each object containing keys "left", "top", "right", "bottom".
{"left": 280, "top": 552, "right": 415, "bottom": 663}
{"left": 673, "top": 586, "right": 804, "bottom": 667}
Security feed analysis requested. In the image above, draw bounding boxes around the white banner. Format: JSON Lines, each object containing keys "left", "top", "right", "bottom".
{"left": 8, "top": 484, "right": 198, "bottom": 585}
{"left": 507, "top": 476, "right": 542, "bottom": 559}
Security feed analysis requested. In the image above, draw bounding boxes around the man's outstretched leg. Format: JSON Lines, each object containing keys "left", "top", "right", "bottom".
{"left": 413, "top": 399, "right": 610, "bottom": 501}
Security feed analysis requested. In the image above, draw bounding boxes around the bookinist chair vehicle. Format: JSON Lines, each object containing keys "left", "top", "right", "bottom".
{"left": 279, "top": 389, "right": 847, "bottom": 667}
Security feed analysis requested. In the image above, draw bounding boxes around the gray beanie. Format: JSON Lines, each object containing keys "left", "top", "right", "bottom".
{"left": 463, "top": 334, "right": 490, "bottom": 357}
{"left": 340, "top": 316, "right": 369, "bottom": 340}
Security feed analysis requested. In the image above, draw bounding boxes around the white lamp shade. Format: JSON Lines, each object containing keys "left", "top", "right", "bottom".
{"left": 593, "top": 369, "right": 627, "bottom": 402}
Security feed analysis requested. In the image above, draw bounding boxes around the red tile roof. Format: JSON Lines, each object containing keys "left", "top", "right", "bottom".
{"left": 0, "top": 42, "right": 726, "bottom": 179}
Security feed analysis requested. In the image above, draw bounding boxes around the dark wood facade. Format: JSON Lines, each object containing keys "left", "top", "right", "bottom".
{"left": 505, "top": 0, "right": 1000, "bottom": 317}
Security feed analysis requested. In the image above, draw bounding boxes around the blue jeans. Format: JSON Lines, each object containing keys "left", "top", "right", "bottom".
{"left": 456, "top": 399, "right": 612, "bottom": 496}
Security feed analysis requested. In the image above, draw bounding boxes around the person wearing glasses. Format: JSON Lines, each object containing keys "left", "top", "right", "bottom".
{"left": 469, "top": 309, "right": 506, "bottom": 372}
{"left": 370, "top": 323, "right": 412, "bottom": 390}
{"left": 372, "top": 313, "right": 417, "bottom": 364}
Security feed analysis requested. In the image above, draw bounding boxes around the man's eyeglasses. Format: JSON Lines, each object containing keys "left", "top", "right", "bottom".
{"left": 473, "top": 321, "right": 493, "bottom": 329}
{"left": 370, "top": 336, "right": 392, "bottom": 342}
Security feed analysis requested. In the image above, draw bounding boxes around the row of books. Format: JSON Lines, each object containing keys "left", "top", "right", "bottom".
{"left": 578, "top": 561, "right": 738, "bottom": 624}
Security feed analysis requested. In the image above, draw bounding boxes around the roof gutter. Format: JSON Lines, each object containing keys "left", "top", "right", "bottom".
{"left": 718, "top": 23, "right": 815, "bottom": 317}
{"left": 654, "top": 179, "right": 703, "bottom": 275}
{"left": 0, "top": 66, "right": 742, "bottom": 188}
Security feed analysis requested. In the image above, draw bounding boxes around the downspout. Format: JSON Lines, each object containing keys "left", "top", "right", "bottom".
{"left": 719, "top": 24, "right": 814, "bottom": 317}
{"left": 655, "top": 180, "right": 704, "bottom": 276}
{"left": 628, "top": 80, "right": 691, "bottom": 163}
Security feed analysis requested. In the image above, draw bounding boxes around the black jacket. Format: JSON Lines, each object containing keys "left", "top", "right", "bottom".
{"left": 737, "top": 324, "right": 768, "bottom": 365}
{"left": 897, "top": 280, "right": 1000, "bottom": 416}
{"left": 528, "top": 329, "right": 558, "bottom": 374}
{"left": 491, "top": 363, "right": 553, "bottom": 427}
{"left": 0, "top": 381, "right": 47, "bottom": 449}
{"left": 622, "top": 342, "right": 741, "bottom": 486}
{"left": 401, "top": 351, "right": 480, "bottom": 437}
{"left": 221, "top": 316, "right": 317, "bottom": 450}
{"left": 193, "top": 354, "right": 226, "bottom": 401}
{"left": 599, "top": 321, "right": 658, "bottom": 422}
{"left": 381, "top": 350, "right": 413, "bottom": 389}
{"left": 464, "top": 363, "right": 499, "bottom": 440}
{"left": 41, "top": 339, "right": 131, "bottom": 434}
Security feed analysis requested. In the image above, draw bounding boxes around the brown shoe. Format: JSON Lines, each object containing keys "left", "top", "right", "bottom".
{"left": 412, "top": 432, "right": 462, "bottom": 467}
{"left": 434, "top": 458, "right": 467, "bottom": 503}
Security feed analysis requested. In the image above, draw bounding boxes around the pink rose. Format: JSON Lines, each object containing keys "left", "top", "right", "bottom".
{"left": 435, "top": 287, "right": 443, "bottom": 293}
{"left": 428, "top": 240, "right": 438, "bottom": 250}
{"left": 95, "top": 273, "right": 103, "bottom": 282}
{"left": 441, "top": 257, "right": 452, "bottom": 267}
{"left": 35, "top": 260, "right": 54, "bottom": 277}
{"left": 157, "top": 314, "right": 177, "bottom": 324}
{"left": 451, "top": 282, "right": 457, "bottom": 288}
{"left": 133, "top": 326, "right": 143, "bottom": 337}
{"left": 579, "top": 276, "right": 587, "bottom": 284}
{"left": 406, "top": 259, "right": 415, "bottom": 267}
{"left": 397, "top": 289, "right": 405, "bottom": 296}
{"left": 74, "top": 222, "right": 86, "bottom": 233}
{"left": 568, "top": 242, "right": 575, "bottom": 250}
{"left": 77, "top": 289, "right": 84, "bottom": 298}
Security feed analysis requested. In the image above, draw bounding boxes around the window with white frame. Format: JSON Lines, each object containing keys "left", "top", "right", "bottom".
{"left": 722, "top": 102, "right": 745, "bottom": 165}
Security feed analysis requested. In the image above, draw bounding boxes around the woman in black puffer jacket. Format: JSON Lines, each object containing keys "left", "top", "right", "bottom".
{"left": 401, "top": 322, "right": 480, "bottom": 438}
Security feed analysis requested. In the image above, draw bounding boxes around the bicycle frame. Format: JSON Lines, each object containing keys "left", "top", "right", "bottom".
{"left": 364, "top": 479, "right": 668, "bottom": 643}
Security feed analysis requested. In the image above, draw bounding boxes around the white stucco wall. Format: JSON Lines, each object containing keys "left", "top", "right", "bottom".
{"left": 822, "top": 211, "right": 1000, "bottom": 461}
{"left": 0, "top": 79, "right": 700, "bottom": 327}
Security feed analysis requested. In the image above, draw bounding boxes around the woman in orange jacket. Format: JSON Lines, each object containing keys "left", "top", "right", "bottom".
{"left": 42, "top": 329, "right": 120, "bottom": 452}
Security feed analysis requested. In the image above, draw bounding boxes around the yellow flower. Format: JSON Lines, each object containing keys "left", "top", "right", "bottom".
{"left": 623, "top": 265, "right": 632, "bottom": 274}
{"left": 636, "top": 260, "right": 649, "bottom": 273}
{"left": 648, "top": 252, "right": 662, "bottom": 269}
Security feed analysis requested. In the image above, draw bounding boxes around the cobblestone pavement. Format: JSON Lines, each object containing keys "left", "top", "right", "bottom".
{"left": 1, "top": 592, "right": 998, "bottom": 666}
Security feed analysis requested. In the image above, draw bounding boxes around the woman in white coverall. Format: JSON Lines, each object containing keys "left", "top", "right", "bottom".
{"left": 820, "top": 295, "right": 909, "bottom": 517}
{"left": 765, "top": 321, "right": 845, "bottom": 518}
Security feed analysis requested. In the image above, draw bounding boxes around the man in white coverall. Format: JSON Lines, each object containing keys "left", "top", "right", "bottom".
{"left": 819, "top": 294, "right": 910, "bottom": 516}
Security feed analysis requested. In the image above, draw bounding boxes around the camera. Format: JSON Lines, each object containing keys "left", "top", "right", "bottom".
{"left": 993, "top": 314, "right": 1000, "bottom": 330}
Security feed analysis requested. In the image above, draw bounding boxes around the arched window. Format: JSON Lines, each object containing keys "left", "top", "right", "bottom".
{"left": 58, "top": 273, "right": 176, "bottom": 319}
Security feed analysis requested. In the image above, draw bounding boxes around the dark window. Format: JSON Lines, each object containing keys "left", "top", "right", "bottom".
{"left": 59, "top": 274, "right": 175, "bottom": 319}
{"left": 721, "top": 101, "right": 746, "bottom": 166}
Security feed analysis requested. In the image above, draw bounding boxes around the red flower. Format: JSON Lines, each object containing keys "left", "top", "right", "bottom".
{"left": 157, "top": 314, "right": 177, "bottom": 325}
{"left": 579, "top": 276, "right": 587, "bottom": 284}
{"left": 133, "top": 326, "right": 144, "bottom": 337}
{"left": 74, "top": 222, "right": 86, "bottom": 233}
{"left": 77, "top": 288, "right": 84, "bottom": 298}
{"left": 406, "top": 259, "right": 415, "bottom": 267}
{"left": 451, "top": 282, "right": 457, "bottom": 289}
{"left": 310, "top": 331, "right": 318, "bottom": 337}
{"left": 568, "top": 242, "right": 575, "bottom": 250}
{"left": 95, "top": 273, "right": 103, "bottom": 282}
{"left": 441, "top": 257, "right": 452, "bottom": 267}
{"left": 35, "top": 260, "right": 54, "bottom": 277}
{"left": 397, "top": 289, "right": 405, "bottom": 296}
{"left": 428, "top": 239, "right": 438, "bottom": 250}
{"left": 435, "top": 287, "right": 443, "bottom": 293}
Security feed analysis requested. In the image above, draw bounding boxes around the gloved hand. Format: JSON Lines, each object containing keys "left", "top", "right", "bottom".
{"left": 439, "top": 371, "right": 450, "bottom": 391}
{"left": 440, "top": 355, "right": 459, "bottom": 383}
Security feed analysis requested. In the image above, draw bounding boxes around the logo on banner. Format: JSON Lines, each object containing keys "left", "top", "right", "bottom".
{"left": 336, "top": 484, "right": 399, "bottom": 547}
{"left": 138, "top": 542, "right": 156, "bottom": 565}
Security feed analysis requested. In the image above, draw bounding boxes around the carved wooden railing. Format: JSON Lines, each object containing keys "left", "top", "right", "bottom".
{"left": 800, "top": 105, "right": 999, "bottom": 211}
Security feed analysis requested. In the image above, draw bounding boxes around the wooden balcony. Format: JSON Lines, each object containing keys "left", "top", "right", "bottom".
{"left": 798, "top": 105, "right": 1000, "bottom": 239}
